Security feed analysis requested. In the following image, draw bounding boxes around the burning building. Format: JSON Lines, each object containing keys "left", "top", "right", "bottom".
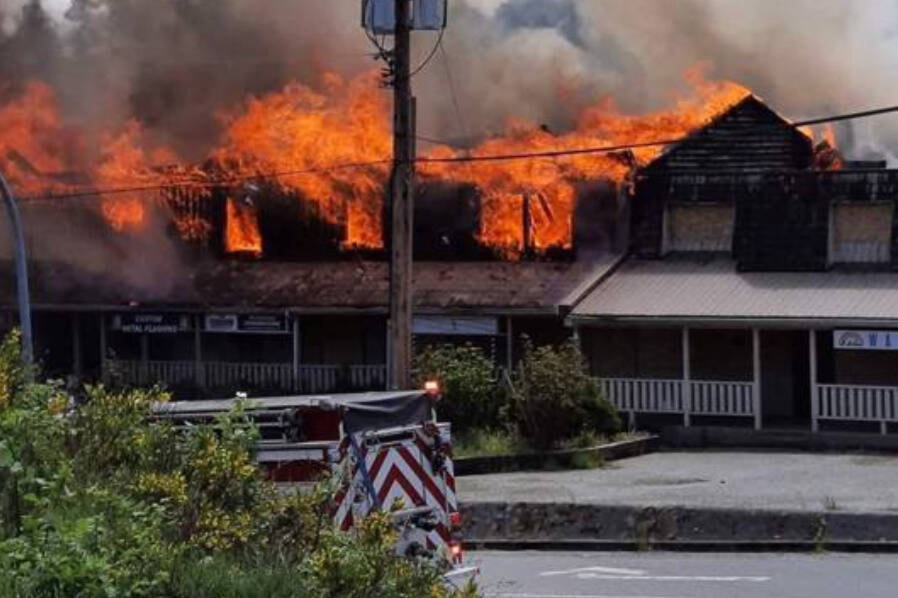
{"left": 0, "top": 60, "right": 766, "bottom": 398}
{"left": 572, "top": 95, "right": 898, "bottom": 437}
{"left": 2, "top": 1, "right": 898, "bottom": 443}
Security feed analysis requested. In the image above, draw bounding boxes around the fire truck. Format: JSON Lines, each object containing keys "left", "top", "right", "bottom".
{"left": 151, "top": 387, "right": 476, "bottom": 586}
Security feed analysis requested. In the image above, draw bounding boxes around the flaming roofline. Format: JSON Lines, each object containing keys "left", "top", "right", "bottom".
{"left": 642, "top": 94, "right": 815, "bottom": 172}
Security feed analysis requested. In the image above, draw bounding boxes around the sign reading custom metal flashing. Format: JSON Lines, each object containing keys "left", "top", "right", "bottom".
{"left": 834, "top": 330, "right": 898, "bottom": 351}
{"left": 117, "top": 313, "right": 184, "bottom": 334}
{"left": 205, "top": 314, "right": 288, "bottom": 334}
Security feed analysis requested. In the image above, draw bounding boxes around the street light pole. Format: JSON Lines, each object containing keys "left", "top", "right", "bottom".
{"left": 0, "top": 172, "right": 33, "bottom": 367}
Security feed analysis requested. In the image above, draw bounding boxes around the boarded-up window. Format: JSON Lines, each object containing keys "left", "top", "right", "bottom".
{"left": 665, "top": 204, "right": 734, "bottom": 252}
{"left": 832, "top": 203, "right": 892, "bottom": 264}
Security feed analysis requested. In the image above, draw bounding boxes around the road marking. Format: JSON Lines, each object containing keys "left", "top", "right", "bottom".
{"left": 541, "top": 566, "right": 646, "bottom": 577}
{"left": 490, "top": 594, "right": 688, "bottom": 598}
{"left": 489, "top": 594, "right": 689, "bottom": 598}
{"left": 577, "top": 574, "right": 770, "bottom": 582}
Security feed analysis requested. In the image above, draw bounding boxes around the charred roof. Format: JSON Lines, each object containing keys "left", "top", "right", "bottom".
{"left": 0, "top": 257, "right": 620, "bottom": 315}
{"left": 642, "top": 95, "right": 814, "bottom": 174}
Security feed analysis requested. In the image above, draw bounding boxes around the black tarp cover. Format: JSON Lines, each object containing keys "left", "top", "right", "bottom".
{"left": 152, "top": 391, "right": 434, "bottom": 434}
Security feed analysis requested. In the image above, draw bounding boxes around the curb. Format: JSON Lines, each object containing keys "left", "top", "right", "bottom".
{"left": 455, "top": 435, "right": 659, "bottom": 476}
{"left": 466, "top": 539, "right": 898, "bottom": 554}
{"left": 460, "top": 503, "right": 898, "bottom": 550}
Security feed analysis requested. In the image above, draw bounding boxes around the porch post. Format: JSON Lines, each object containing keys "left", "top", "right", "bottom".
{"left": 194, "top": 315, "right": 204, "bottom": 391}
{"left": 292, "top": 317, "right": 301, "bottom": 392}
{"left": 810, "top": 329, "right": 819, "bottom": 433}
{"left": 71, "top": 314, "right": 83, "bottom": 381}
{"left": 682, "top": 327, "right": 691, "bottom": 427}
{"left": 99, "top": 314, "right": 107, "bottom": 384}
{"left": 752, "top": 328, "right": 762, "bottom": 431}
{"left": 139, "top": 333, "right": 149, "bottom": 386}
{"left": 505, "top": 316, "right": 514, "bottom": 374}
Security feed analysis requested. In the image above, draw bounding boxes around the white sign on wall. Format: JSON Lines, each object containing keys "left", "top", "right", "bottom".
{"left": 834, "top": 330, "right": 898, "bottom": 351}
{"left": 413, "top": 316, "right": 498, "bottom": 336}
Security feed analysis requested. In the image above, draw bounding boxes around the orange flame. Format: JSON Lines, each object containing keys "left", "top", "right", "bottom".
{"left": 807, "top": 124, "right": 844, "bottom": 171}
{"left": 214, "top": 72, "right": 390, "bottom": 249}
{"left": 0, "top": 82, "right": 78, "bottom": 195}
{"left": 224, "top": 196, "right": 262, "bottom": 256}
{"left": 93, "top": 121, "right": 178, "bottom": 232}
{"left": 0, "top": 67, "right": 770, "bottom": 257}
{"left": 422, "top": 67, "right": 750, "bottom": 254}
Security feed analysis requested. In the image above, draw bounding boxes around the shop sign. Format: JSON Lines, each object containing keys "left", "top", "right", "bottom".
{"left": 205, "top": 313, "right": 289, "bottom": 334}
{"left": 117, "top": 313, "right": 184, "bottom": 334}
{"left": 834, "top": 330, "right": 898, "bottom": 351}
{"left": 412, "top": 316, "right": 498, "bottom": 336}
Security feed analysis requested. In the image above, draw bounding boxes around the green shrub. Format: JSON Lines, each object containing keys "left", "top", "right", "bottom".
{"left": 414, "top": 343, "right": 499, "bottom": 431}
{"left": 508, "top": 340, "right": 620, "bottom": 450}
{"left": 0, "top": 332, "right": 475, "bottom": 597}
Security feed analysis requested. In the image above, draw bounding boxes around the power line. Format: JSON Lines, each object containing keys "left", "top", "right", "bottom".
{"left": 420, "top": 103, "right": 898, "bottom": 165}
{"left": 407, "top": 28, "right": 444, "bottom": 79}
{"left": 792, "top": 105, "right": 898, "bottom": 127}
{"left": 439, "top": 35, "right": 470, "bottom": 144}
{"left": 17, "top": 101, "right": 898, "bottom": 202}
{"left": 20, "top": 159, "right": 391, "bottom": 203}
{"left": 417, "top": 137, "right": 683, "bottom": 164}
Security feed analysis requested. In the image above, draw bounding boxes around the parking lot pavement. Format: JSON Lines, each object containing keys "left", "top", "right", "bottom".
{"left": 458, "top": 450, "right": 898, "bottom": 512}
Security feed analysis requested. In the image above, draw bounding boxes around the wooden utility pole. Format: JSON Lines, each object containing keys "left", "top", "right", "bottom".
{"left": 388, "top": 0, "right": 414, "bottom": 389}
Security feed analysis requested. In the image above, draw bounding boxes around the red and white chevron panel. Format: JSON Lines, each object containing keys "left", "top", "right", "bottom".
{"left": 333, "top": 423, "right": 456, "bottom": 551}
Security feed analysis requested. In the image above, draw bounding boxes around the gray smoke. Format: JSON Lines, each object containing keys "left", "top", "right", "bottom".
{"left": 418, "top": 0, "right": 898, "bottom": 159}
{"left": 0, "top": 0, "right": 897, "bottom": 294}
{"left": 3, "top": 0, "right": 897, "bottom": 156}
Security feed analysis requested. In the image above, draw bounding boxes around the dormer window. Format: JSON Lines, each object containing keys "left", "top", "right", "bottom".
{"left": 830, "top": 202, "right": 892, "bottom": 264}
{"left": 664, "top": 203, "right": 734, "bottom": 254}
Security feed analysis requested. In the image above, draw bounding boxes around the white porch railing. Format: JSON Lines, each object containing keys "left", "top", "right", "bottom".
{"left": 104, "top": 360, "right": 387, "bottom": 395}
{"left": 816, "top": 384, "right": 898, "bottom": 434}
{"left": 205, "top": 362, "right": 294, "bottom": 391}
{"left": 598, "top": 378, "right": 684, "bottom": 414}
{"left": 690, "top": 381, "right": 755, "bottom": 417}
{"left": 294, "top": 364, "right": 388, "bottom": 394}
{"left": 104, "top": 360, "right": 196, "bottom": 388}
{"left": 598, "top": 378, "right": 757, "bottom": 426}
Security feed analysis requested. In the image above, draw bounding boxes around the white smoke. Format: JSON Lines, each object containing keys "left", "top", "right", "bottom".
{"left": 417, "top": 0, "right": 898, "bottom": 158}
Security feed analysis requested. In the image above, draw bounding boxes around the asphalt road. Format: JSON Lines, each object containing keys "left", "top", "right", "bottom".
{"left": 469, "top": 550, "right": 898, "bottom": 598}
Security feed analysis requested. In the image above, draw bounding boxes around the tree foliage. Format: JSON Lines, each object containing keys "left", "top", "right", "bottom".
{"left": 0, "top": 333, "right": 476, "bottom": 598}
{"left": 414, "top": 343, "right": 499, "bottom": 431}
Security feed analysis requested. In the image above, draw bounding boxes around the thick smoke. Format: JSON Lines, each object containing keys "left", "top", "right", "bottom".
{"left": 2, "top": 0, "right": 896, "bottom": 158}
{"left": 421, "top": 0, "right": 898, "bottom": 158}
{"left": 0, "top": 0, "right": 896, "bottom": 295}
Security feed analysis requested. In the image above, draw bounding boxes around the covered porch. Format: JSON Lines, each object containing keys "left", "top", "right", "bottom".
{"left": 99, "top": 312, "right": 388, "bottom": 397}
{"left": 569, "top": 256, "right": 898, "bottom": 435}
{"left": 584, "top": 326, "right": 898, "bottom": 434}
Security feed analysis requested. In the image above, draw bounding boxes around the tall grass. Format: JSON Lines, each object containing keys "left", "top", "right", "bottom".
{"left": 170, "top": 558, "right": 310, "bottom": 598}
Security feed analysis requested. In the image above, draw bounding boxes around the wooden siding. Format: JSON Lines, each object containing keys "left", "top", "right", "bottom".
{"left": 643, "top": 95, "right": 814, "bottom": 174}
{"left": 733, "top": 173, "right": 831, "bottom": 271}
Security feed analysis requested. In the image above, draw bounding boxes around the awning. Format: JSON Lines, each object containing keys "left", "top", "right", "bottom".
{"left": 570, "top": 255, "right": 898, "bottom": 327}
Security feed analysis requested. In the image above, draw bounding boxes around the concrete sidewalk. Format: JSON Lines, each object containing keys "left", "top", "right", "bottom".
{"left": 459, "top": 450, "right": 898, "bottom": 513}
{"left": 458, "top": 451, "right": 898, "bottom": 549}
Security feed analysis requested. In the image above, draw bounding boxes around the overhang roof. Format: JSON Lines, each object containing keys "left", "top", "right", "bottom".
{"left": 0, "top": 256, "right": 620, "bottom": 315}
{"left": 570, "top": 255, "right": 898, "bottom": 326}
